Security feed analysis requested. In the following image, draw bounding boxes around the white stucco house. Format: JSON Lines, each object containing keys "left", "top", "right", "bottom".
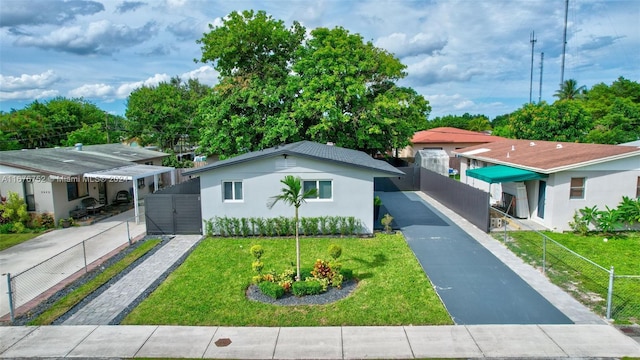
{"left": 0, "top": 144, "right": 174, "bottom": 223}
{"left": 183, "top": 141, "right": 404, "bottom": 234}
{"left": 454, "top": 139, "right": 640, "bottom": 232}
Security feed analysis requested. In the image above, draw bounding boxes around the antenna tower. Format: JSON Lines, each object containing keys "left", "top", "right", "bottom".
{"left": 539, "top": 52, "right": 544, "bottom": 103}
{"left": 529, "top": 31, "right": 537, "bottom": 103}
{"left": 560, "top": 0, "right": 569, "bottom": 85}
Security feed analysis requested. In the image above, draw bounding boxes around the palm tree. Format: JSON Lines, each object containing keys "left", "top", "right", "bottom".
{"left": 267, "top": 175, "right": 317, "bottom": 281}
{"left": 554, "top": 79, "right": 587, "bottom": 100}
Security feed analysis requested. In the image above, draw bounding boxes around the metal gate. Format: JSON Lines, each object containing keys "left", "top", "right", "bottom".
{"left": 145, "top": 178, "right": 202, "bottom": 235}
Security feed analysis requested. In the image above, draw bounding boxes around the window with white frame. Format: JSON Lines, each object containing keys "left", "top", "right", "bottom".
{"left": 569, "top": 177, "right": 585, "bottom": 199}
{"left": 223, "top": 181, "right": 243, "bottom": 201}
{"left": 303, "top": 180, "right": 332, "bottom": 200}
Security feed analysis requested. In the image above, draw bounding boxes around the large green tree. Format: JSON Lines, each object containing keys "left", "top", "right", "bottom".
{"left": 0, "top": 97, "right": 117, "bottom": 150}
{"left": 196, "top": 11, "right": 430, "bottom": 158}
{"left": 125, "top": 77, "right": 209, "bottom": 151}
{"left": 291, "top": 27, "right": 429, "bottom": 154}
{"left": 507, "top": 101, "right": 591, "bottom": 142}
{"left": 196, "top": 10, "right": 305, "bottom": 157}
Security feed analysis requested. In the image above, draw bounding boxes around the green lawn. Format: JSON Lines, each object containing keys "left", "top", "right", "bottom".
{"left": 500, "top": 231, "right": 640, "bottom": 323}
{"left": 122, "top": 234, "right": 453, "bottom": 326}
{"left": 0, "top": 233, "right": 41, "bottom": 251}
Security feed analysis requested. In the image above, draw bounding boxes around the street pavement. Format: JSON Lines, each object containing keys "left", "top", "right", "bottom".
{"left": 2, "top": 324, "right": 639, "bottom": 359}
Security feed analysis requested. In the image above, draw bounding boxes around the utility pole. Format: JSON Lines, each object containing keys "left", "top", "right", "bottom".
{"left": 529, "top": 31, "right": 537, "bottom": 104}
{"left": 539, "top": 52, "right": 544, "bottom": 103}
{"left": 560, "top": 0, "right": 569, "bottom": 85}
{"left": 104, "top": 111, "right": 110, "bottom": 143}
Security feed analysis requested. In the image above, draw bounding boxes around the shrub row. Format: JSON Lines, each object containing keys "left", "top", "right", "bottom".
{"left": 569, "top": 196, "right": 640, "bottom": 235}
{"left": 204, "top": 216, "right": 363, "bottom": 237}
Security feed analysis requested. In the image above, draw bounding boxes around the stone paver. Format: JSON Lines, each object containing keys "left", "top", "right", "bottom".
{"left": 62, "top": 234, "right": 201, "bottom": 325}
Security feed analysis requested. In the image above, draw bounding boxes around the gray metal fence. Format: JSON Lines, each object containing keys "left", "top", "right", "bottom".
{"left": 3, "top": 216, "right": 144, "bottom": 323}
{"left": 492, "top": 208, "right": 640, "bottom": 323}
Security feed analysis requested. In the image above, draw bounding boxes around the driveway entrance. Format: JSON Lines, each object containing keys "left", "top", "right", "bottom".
{"left": 377, "top": 191, "right": 572, "bottom": 325}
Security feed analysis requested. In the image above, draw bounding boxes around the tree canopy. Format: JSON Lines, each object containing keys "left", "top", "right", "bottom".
{"left": 196, "top": 10, "right": 430, "bottom": 158}
{"left": 0, "top": 97, "right": 123, "bottom": 150}
{"left": 125, "top": 77, "right": 210, "bottom": 151}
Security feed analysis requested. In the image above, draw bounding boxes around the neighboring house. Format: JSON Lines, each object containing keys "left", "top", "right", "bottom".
{"left": 0, "top": 143, "right": 174, "bottom": 223}
{"left": 399, "top": 127, "right": 505, "bottom": 170}
{"left": 183, "top": 141, "right": 404, "bottom": 234}
{"left": 454, "top": 139, "right": 640, "bottom": 232}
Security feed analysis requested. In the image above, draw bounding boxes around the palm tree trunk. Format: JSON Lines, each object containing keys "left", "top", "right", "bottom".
{"left": 295, "top": 206, "right": 301, "bottom": 281}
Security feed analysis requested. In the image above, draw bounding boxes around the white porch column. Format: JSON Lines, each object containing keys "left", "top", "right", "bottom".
{"left": 132, "top": 177, "right": 140, "bottom": 224}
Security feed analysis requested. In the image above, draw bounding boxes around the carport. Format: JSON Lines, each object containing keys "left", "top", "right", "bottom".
{"left": 465, "top": 165, "right": 547, "bottom": 183}
{"left": 83, "top": 164, "right": 176, "bottom": 223}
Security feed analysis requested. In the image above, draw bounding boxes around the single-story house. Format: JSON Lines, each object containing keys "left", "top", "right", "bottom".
{"left": 0, "top": 143, "right": 175, "bottom": 223}
{"left": 454, "top": 139, "right": 640, "bottom": 232}
{"left": 183, "top": 141, "right": 404, "bottom": 234}
{"left": 399, "top": 127, "right": 505, "bottom": 170}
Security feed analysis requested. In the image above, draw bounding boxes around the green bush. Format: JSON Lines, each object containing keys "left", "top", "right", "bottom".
{"left": 292, "top": 280, "right": 323, "bottom": 296}
{"left": 328, "top": 244, "right": 342, "bottom": 260}
{"left": 0, "top": 223, "right": 14, "bottom": 234}
{"left": 341, "top": 268, "right": 353, "bottom": 281}
{"left": 250, "top": 245, "right": 264, "bottom": 259}
{"left": 0, "top": 192, "right": 30, "bottom": 230}
{"left": 258, "top": 281, "right": 285, "bottom": 299}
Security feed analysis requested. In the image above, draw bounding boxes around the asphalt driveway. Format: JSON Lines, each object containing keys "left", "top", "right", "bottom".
{"left": 377, "top": 191, "right": 572, "bottom": 325}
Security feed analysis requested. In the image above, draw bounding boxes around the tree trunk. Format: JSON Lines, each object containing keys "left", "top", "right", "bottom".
{"left": 295, "top": 206, "right": 301, "bottom": 281}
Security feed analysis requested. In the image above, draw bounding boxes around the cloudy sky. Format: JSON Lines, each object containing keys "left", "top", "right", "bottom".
{"left": 1, "top": 0, "right": 638, "bottom": 119}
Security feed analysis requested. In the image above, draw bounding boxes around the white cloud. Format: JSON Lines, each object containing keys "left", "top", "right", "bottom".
{"left": 14, "top": 20, "right": 158, "bottom": 55}
{"left": 181, "top": 66, "right": 219, "bottom": 86}
{"left": 115, "top": 73, "right": 172, "bottom": 98}
{"left": 407, "top": 57, "right": 483, "bottom": 84}
{"left": 68, "top": 83, "right": 114, "bottom": 98}
{"left": 0, "top": 70, "right": 60, "bottom": 91}
{"left": 0, "top": 88, "right": 58, "bottom": 100}
{"left": 375, "top": 32, "right": 447, "bottom": 59}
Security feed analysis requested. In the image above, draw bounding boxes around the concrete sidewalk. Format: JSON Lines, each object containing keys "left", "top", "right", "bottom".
{"left": 2, "top": 324, "right": 640, "bottom": 359}
{"left": 62, "top": 235, "right": 202, "bottom": 325}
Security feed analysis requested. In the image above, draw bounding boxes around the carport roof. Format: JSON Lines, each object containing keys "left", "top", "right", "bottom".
{"left": 466, "top": 165, "right": 547, "bottom": 184}
{"left": 83, "top": 164, "right": 172, "bottom": 181}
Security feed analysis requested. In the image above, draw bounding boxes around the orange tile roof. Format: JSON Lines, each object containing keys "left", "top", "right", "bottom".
{"left": 454, "top": 139, "right": 640, "bottom": 173}
{"left": 411, "top": 127, "right": 505, "bottom": 144}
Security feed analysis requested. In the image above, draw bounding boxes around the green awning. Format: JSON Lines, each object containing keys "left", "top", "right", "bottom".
{"left": 466, "top": 165, "right": 547, "bottom": 184}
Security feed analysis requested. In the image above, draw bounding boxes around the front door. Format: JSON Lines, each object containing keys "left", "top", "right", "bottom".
{"left": 537, "top": 181, "right": 546, "bottom": 219}
{"left": 98, "top": 182, "right": 107, "bottom": 205}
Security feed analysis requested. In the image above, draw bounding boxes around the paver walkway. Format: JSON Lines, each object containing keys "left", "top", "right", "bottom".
{"left": 377, "top": 191, "right": 573, "bottom": 325}
{"left": 62, "top": 235, "right": 201, "bottom": 325}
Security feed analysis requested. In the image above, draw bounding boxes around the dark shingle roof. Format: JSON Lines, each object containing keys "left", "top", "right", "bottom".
{"left": 0, "top": 144, "right": 168, "bottom": 177}
{"left": 184, "top": 141, "right": 404, "bottom": 176}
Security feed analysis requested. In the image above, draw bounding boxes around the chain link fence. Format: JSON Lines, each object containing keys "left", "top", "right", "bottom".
{"left": 491, "top": 208, "right": 639, "bottom": 324}
{"left": 3, "top": 216, "right": 145, "bottom": 323}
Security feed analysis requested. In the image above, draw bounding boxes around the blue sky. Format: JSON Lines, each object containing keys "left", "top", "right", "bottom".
{"left": 1, "top": 0, "right": 638, "bottom": 119}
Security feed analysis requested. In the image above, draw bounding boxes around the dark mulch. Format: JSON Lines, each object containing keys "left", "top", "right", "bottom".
{"left": 246, "top": 279, "right": 358, "bottom": 306}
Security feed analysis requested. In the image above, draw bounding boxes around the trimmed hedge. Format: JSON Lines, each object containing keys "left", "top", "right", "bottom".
{"left": 205, "top": 216, "right": 363, "bottom": 237}
{"left": 292, "top": 280, "right": 324, "bottom": 296}
{"left": 258, "top": 281, "right": 285, "bottom": 299}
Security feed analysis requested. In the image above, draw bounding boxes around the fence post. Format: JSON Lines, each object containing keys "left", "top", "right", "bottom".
{"left": 126, "top": 220, "right": 132, "bottom": 245}
{"left": 606, "top": 266, "right": 614, "bottom": 320}
{"left": 82, "top": 241, "right": 88, "bottom": 273}
{"left": 542, "top": 235, "right": 546, "bottom": 274}
{"left": 503, "top": 216, "right": 507, "bottom": 242}
{"left": 6, "top": 273, "right": 15, "bottom": 323}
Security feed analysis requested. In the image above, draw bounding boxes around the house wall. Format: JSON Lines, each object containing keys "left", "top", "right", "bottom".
{"left": 539, "top": 157, "right": 640, "bottom": 231}
{"left": 198, "top": 155, "right": 381, "bottom": 234}
{"left": 460, "top": 156, "right": 640, "bottom": 232}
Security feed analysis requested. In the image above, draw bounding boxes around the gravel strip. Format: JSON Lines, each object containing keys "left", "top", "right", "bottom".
{"left": 246, "top": 279, "right": 358, "bottom": 306}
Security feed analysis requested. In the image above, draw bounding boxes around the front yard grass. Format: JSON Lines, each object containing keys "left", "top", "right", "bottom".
{"left": 122, "top": 233, "right": 453, "bottom": 326}
{"left": 500, "top": 231, "right": 640, "bottom": 323}
{"left": 0, "top": 233, "right": 41, "bottom": 251}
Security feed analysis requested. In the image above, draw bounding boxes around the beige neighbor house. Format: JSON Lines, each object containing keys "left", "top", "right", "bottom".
{"left": 0, "top": 143, "right": 175, "bottom": 223}
{"left": 454, "top": 139, "right": 640, "bottom": 232}
{"left": 399, "top": 127, "right": 505, "bottom": 170}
